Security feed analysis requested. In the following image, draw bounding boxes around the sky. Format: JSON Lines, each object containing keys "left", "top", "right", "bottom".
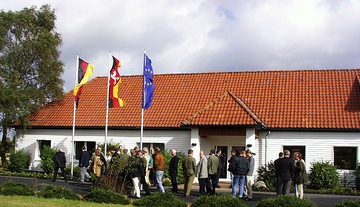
{"left": 1, "top": 0, "right": 360, "bottom": 92}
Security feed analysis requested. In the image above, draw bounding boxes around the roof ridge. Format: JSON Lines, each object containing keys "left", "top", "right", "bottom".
{"left": 95, "top": 68, "right": 360, "bottom": 79}
{"left": 182, "top": 91, "right": 230, "bottom": 125}
{"left": 227, "top": 91, "right": 267, "bottom": 129}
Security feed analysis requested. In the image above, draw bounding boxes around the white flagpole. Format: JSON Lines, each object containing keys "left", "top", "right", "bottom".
{"left": 140, "top": 49, "right": 146, "bottom": 149}
{"left": 105, "top": 52, "right": 111, "bottom": 154}
{"left": 71, "top": 55, "right": 79, "bottom": 180}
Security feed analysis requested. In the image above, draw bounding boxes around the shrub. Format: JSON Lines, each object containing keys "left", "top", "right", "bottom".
{"left": 309, "top": 161, "right": 339, "bottom": 189}
{"left": 82, "top": 189, "right": 130, "bottom": 205}
{"left": 353, "top": 164, "right": 360, "bottom": 191}
{"left": 335, "top": 200, "right": 360, "bottom": 207}
{"left": 134, "top": 192, "right": 187, "bottom": 207}
{"left": 256, "top": 161, "right": 276, "bottom": 190}
{"left": 40, "top": 146, "right": 57, "bottom": 174}
{"left": 0, "top": 180, "right": 34, "bottom": 196}
{"left": 191, "top": 194, "right": 246, "bottom": 207}
{"left": 65, "top": 166, "right": 81, "bottom": 181}
{"left": 8, "top": 149, "right": 31, "bottom": 172}
{"left": 37, "top": 185, "right": 79, "bottom": 200}
{"left": 96, "top": 154, "right": 134, "bottom": 193}
{"left": 162, "top": 150, "right": 185, "bottom": 184}
{"left": 256, "top": 195, "right": 316, "bottom": 207}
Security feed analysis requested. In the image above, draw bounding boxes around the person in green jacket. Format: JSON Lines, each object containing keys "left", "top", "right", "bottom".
{"left": 208, "top": 149, "right": 219, "bottom": 195}
{"left": 182, "top": 149, "right": 196, "bottom": 197}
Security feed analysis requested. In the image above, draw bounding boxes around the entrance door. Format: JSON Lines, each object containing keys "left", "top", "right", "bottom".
{"left": 214, "top": 146, "right": 228, "bottom": 178}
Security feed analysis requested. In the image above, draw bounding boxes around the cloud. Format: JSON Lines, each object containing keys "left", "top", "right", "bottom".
{"left": 1, "top": 0, "right": 360, "bottom": 92}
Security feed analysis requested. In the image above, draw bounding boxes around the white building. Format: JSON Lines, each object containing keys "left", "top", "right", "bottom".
{"left": 15, "top": 69, "right": 360, "bottom": 185}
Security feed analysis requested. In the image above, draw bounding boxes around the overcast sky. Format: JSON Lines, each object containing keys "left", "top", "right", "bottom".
{"left": 1, "top": 0, "right": 360, "bottom": 92}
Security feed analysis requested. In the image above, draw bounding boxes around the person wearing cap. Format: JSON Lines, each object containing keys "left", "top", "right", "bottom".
{"left": 52, "top": 149, "right": 67, "bottom": 182}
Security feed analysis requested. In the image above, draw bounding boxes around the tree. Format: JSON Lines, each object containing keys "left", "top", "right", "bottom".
{"left": 0, "top": 5, "right": 64, "bottom": 168}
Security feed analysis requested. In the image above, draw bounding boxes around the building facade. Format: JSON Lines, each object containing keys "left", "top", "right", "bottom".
{"left": 15, "top": 69, "right": 360, "bottom": 185}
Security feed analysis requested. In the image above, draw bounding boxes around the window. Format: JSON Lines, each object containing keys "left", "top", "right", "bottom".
{"left": 38, "top": 140, "right": 51, "bottom": 156}
{"left": 137, "top": 143, "right": 165, "bottom": 152}
{"left": 334, "top": 147, "right": 357, "bottom": 170}
{"left": 75, "top": 141, "right": 96, "bottom": 160}
{"left": 283, "top": 146, "right": 306, "bottom": 161}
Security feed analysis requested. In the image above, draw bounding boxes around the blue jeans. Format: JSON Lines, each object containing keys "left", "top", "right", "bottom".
{"left": 156, "top": 170, "right": 165, "bottom": 192}
{"left": 232, "top": 174, "right": 245, "bottom": 197}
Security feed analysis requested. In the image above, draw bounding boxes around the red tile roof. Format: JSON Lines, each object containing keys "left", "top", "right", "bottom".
{"left": 26, "top": 69, "right": 360, "bottom": 130}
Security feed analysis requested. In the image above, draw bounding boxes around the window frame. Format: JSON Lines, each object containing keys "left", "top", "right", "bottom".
{"left": 334, "top": 146, "right": 357, "bottom": 170}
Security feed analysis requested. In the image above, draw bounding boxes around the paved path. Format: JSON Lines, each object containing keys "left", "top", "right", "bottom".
{"left": 1, "top": 176, "right": 359, "bottom": 207}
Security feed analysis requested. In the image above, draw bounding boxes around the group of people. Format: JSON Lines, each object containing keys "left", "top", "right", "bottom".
{"left": 275, "top": 150, "right": 308, "bottom": 199}
{"left": 51, "top": 146, "right": 308, "bottom": 200}
{"left": 227, "top": 149, "right": 255, "bottom": 200}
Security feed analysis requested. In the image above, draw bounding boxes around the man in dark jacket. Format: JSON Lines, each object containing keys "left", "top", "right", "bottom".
{"left": 229, "top": 151, "right": 249, "bottom": 198}
{"left": 169, "top": 149, "right": 179, "bottom": 193}
{"left": 131, "top": 150, "right": 150, "bottom": 198}
{"left": 52, "top": 149, "right": 67, "bottom": 182}
{"left": 275, "top": 150, "right": 294, "bottom": 195}
{"left": 79, "top": 146, "right": 91, "bottom": 182}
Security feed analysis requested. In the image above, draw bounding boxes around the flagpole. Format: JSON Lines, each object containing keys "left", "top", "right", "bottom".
{"left": 71, "top": 55, "right": 79, "bottom": 180}
{"left": 105, "top": 52, "right": 111, "bottom": 154}
{"left": 140, "top": 49, "right": 146, "bottom": 150}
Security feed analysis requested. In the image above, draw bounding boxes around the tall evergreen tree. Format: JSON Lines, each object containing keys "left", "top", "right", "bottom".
{"left": 0, "top": 5, "right": 64, "bottom": 167}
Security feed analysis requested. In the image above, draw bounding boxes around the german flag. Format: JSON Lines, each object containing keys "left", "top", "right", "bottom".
{"left": 109, "top": 56, "right": 126, "bottom": 108}
{"left": 73, "top": 58, "right": 94, "bottom": 106}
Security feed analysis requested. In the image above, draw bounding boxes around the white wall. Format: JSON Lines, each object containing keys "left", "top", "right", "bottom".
{"left": 16, "top": 127, "right": 360, "bottom": 186}
{"left": 16, "top": 128, "right": 191, "bottom": 171}
{"left": 256, "top": 131, "right": 360, "bottom": 186}
{"left": 256, "top": 131, "right": 360, "bottom": 171}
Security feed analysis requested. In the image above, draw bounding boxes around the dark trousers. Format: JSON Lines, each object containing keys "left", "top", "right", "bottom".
{"left": 53, "top": 167, "right": 67, "bottom": 181}
{"left": 215, "top": 167, "right": 222, "bottom": 187}
{"left": 277, "top": 179, "right": 291, "bottom": 195}
{"left": 170, "top": 171, "right": 178, "bottom": 193}
{"left": 199, "top": 178, "right": 211, "bottom": 195}
{"left": 150, "top": 170, "right": 156, "bottom": 186}
{"left": 140, "top": 176, "right": 150, "bottom": 195}
{"left": 209, "top": 174, "right": 217, "bottom": 195}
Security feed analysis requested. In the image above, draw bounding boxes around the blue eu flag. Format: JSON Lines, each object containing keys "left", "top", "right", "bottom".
{"left": 142, "top": 55, "right": 154, "bottom": 109}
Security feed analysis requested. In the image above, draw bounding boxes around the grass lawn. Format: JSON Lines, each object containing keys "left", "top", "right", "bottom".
{"left": 0, "top": 195, "right": 130, "bottom": 207}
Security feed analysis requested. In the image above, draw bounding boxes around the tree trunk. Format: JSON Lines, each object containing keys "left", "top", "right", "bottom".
{"left": 1, "top": 122, "right": 8, "bottom": 168}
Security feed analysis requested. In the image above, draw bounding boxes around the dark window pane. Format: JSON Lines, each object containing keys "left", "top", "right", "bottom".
{"left": 334, "top": 147, "right": 357, "bottom": 170}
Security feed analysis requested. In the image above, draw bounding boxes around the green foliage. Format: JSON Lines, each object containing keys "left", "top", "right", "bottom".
{"left": 8, "top": 149, "right": 31, "bottom": 172}
{"left": 335, "top": 200, "right": 360, "bottom": 207}
{"left": 65, "top": 166, "right": 81, "bottom": 181}
{"left": 37, "top": 185, "right": 79, "bottom": 200}
{"left": 309, "top": 161, "right": 339, "bottom": 189}
{"left": 0, "top": 180, "right": 35, "bottom": 196}
{"left": 134, "top": 191, "right": 187, "bottom": 207}
{"left": 256, "top": 195, "right": 316, "bottom": 207}
{"left": 354, "top": 163, "right": 360, "bottom": 190}
{"left": 162, "top": 150, "right": 185, "bottom": 184}
{"left": 82, "top": 189, "right": 130, "bottom": 205}
{"left": 191, "top": 194, "right": 246, "bottom": 207}
{"left": 96, "top": 154, "right": 134, "bottom": 193}
{"left": 40, "top": 146, "right": 56, "bottom": 174}
{"left": 0, "top": 4, "right": 64, "bottom": 168}
{"left": 97, "top": 141, "right": 122, "bottom": 153}
{"left": 256, "top": 161, "right": 276, "bottom": 190}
